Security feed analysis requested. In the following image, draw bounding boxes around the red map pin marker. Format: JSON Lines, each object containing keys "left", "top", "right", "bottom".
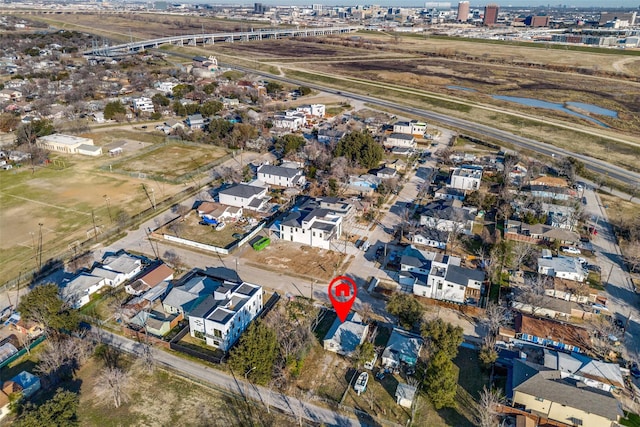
{"left": 328, "top": 275, "right": 357, "bottom": 323}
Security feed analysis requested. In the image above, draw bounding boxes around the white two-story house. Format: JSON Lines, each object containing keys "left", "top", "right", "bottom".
{"left": 218, "top": 183, "right": 269, "bottom": 211}
{"left": 400, "top": 246, "right": 484, "bottom": 304}
{"left": 384, "top": 133, "right": 416, "bottom": 149}
{"left": 188, "top": 281, "right": 263, "bottom": 351}
{"left": 449, "top": 165, "right": 483, "bottom": 192}
{"left": 257, "top": 164, "right": 306, "bottom": 188}
{"left": 280, "top": 207, "right": 342, "bottom": 250}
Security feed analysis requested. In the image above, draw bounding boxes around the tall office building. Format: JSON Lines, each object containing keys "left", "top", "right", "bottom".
{"left": 483, "top": 4, "right": 499, "bottom": 26}
{"left": 457, "top": 1, "right": 470, "bottom": 22}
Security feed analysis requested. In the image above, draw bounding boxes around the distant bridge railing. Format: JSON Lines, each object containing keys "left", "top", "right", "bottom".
{"left": 84, "top": 26, "right": 362, "bottom": 57}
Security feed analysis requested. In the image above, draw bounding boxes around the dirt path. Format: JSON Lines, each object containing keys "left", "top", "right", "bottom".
{"left": 612, "top": 57, "right": 640, "bottom": 74}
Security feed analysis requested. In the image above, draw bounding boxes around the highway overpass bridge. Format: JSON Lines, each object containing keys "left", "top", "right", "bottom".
{"left": 84, "top": 26, "right": 362, "bottom": 57}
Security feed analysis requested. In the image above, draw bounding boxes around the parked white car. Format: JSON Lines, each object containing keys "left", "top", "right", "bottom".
{"left": 561, "top": 246, "right": 581, "bottom": 255}
{"left": 215, "top": 222, "right": 226, "bottom": 231}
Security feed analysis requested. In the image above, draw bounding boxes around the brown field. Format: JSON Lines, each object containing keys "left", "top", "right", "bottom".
{"left": 242, "top": 240, "right": 348, "bottom": 281}
{"left": 20, "top": 12, "right": 274, "bottom": 43}
{"left": 111, "top": 142, "right": 228, "bottom": 181}
{"left": 0, "top": 133, "right": 221, "bottom": 285}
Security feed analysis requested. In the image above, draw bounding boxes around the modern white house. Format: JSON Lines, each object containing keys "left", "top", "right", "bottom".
{"left": 155, "top": 81, "right": 178, "bottom": 93}
{"left": 400, "top": 246, "right": 484, "bottom": 304}
{"left": 384, "top": 133, "right": 416, "bottom": 149}
{"left": 273, "top": 111, "right": 306, "bottom": 131}
{"left": 37, "top": 134, "right": 103, "bottom": 156}
{"left": 257, "top": 164, "right": 306, "bottom": 188}
{"left": 449, "top": 166, "right": 483, "bottom": 192}
{"left": 296, "top": 104, "right": 325, "bottom": 117}
{"left": 537, "top": 256, "right": 586, "bottom": 282}
{"left": 218, "top": 183, "right": 269, "bottom": 211}
{"left": 132, "top": 97, "right": 155, "bottom": 114}
{"left": 280, "top": 206, "right": 343, "bottom": 250}
{"left": 188, "top": 281, "right": 263, "bottom": 351}
{"left": 392, "top": 120, "right": 426, "bottom": 136}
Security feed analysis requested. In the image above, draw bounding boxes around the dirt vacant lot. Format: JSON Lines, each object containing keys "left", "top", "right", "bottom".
{"left": 242, "top": 240, "right": 348, "bottom": 281}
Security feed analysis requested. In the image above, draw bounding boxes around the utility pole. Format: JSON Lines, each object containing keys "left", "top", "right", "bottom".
{"left": 37, "top": 223, "right": 43, "bottom": 269}
{"left": 145, "top": 228, "right": 160, "bottom": 260}
{"left": 606, "top": 263, "right": 615, "bottom": 286}
{"left": 91, "top": 211, "right": 99, "bottom": 243}
{"left": 104, "top": 195, "right": 112, "bottom": 223}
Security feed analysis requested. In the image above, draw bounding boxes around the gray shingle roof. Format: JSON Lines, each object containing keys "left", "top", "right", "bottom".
{"left": 220, "top": 183, "right": 265, "bottom": 199}
{"left": 445, "top": 264, "right": 484, "bottom": 286}
{"left": 258, "top": 164, "right": 301, "bottom": 179}
{"left": 514, "top": 370, "right": 622, "bottom": 421}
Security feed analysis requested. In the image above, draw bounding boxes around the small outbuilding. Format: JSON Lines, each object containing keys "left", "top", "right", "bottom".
{"left": 395, "top": 383, "right": 417, "bottom": 408}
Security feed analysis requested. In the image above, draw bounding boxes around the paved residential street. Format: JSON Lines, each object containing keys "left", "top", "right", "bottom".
{"left": 97, "top": 328, "right": 366, "bottom": 427}
{"left": 583, "top": 186, "right": 640, "bottom": 359}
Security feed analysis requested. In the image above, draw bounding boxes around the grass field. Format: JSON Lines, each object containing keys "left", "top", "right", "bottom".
{"left": 108, "top": 141, "right": 228, "bottom": 182}
{"left": 0, "top": 133, "right": 221, "bottom": 286}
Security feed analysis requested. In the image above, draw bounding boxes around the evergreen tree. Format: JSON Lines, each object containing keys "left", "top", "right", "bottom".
{"left": 18, "top": 283, "right": 79, "bottom": 335}
{"left": 14, "top": 389, "right": 79, "bottom": 427}
{"left": 228, "top": 322, "right": 278, "bottom": 385}
{"left": 334, "top": 131, "right": 383, "bottom": 169}
{"left": 425, "top": 350, "right": 458, "bottom": 409}
{"left": 274, "top": 134, "right": 306, "bottom": 155}
{"left": 421, "top": 318, "right": 463, "bottom": 359}
{"left": 103, "top": 101, "right": 127, "bottom": 120}
{"left": 386, "top": 293, "right": 424, "bottom": 330}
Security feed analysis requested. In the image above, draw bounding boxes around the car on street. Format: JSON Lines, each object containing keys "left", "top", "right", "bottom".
{"left": 561, "top": 246, "right": 581, "bottom": 255}
{"left": 631, "top": 362, "right": 640, "bottom": 378}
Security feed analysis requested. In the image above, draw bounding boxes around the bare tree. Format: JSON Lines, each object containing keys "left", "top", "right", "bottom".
{"left": 588, "top": 316, "right": 622, "bottom": 359}
{"left": 483, "top": 303, "right": 509, "bottom": 336}
{"left": 136, "top": 343, "right": 156, "bottom": 374}
{"left": 94, "top": 366, "right": 132, "bottom": 408}
{"left": 475, "top": 386, "right": 504, "bottom": 427}
{"left": 515, "top": 274, "right": 551, "bottom": 316}
{"left": 511, "top": 242, "right": 534, "bottom": 272}
{"left": 359, "top": 302, "right": 374, "bottom": 324}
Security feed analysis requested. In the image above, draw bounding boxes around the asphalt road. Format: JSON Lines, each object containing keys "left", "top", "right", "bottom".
{"left": 582, "top": 186, "right": 639, "bottom": 359}
{"left": 96, "top": 328, "right": 367, "bottom": 427}
{"left": 227, "top": 64, "right": 640, "bottom": 190}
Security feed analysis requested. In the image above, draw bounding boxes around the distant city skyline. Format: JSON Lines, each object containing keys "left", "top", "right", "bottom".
{"left": 203, "top": 1, "right": 639, "bottom": 8}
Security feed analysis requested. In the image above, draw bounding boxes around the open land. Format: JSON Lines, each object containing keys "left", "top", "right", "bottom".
{"left": 18, "top": 12, "right": 275, "bottom": 44}
{"left": 0, "top": 131, "right": 225, "bottom": 285}
{"left": 21, "top": 12, "right": 640, "bottom": 177}
{"left": 240, "top": 240, "right": 349, "bottom": 282}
